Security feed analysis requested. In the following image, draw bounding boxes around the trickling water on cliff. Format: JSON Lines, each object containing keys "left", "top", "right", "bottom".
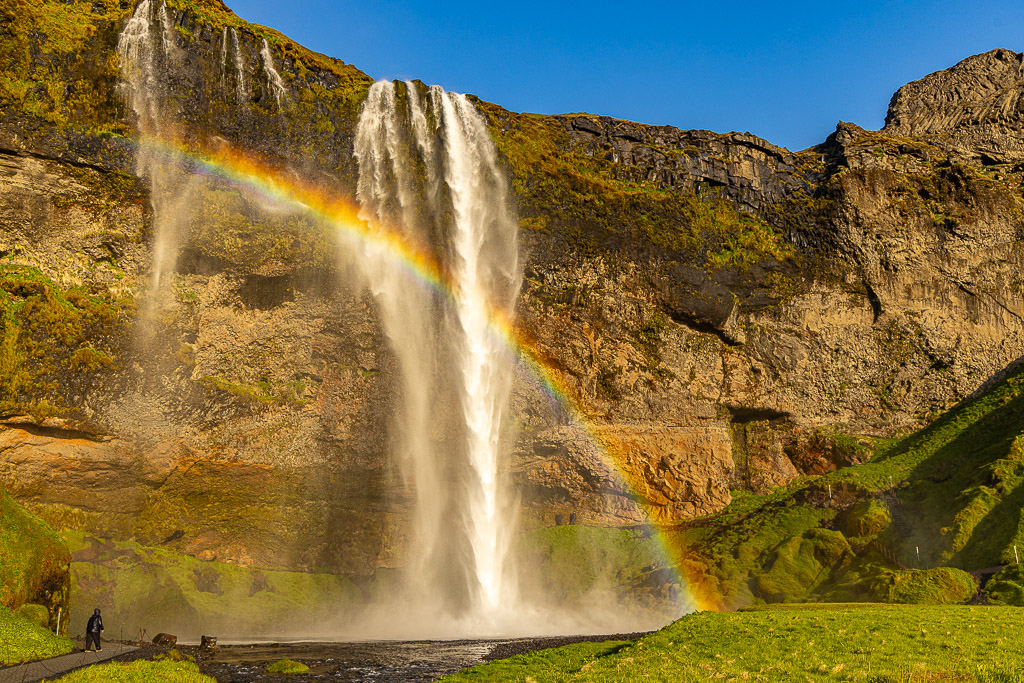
{"left": 260, "top": 38, "right": 286, "bottom": 106}
{"left": 354, "top": 80, "right": 521, "bottom": 629}
{"left": 221, "top": 27, "right": 247, "bottom": 103}
{"left": 118, "top": 0, "right": 196, "bottom": 297}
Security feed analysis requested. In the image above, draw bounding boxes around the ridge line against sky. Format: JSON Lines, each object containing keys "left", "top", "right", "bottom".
{"left": 225, "top": 1, "right": 1024, "bottom": 151}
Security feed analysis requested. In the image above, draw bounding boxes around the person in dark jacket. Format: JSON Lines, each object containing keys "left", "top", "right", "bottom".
{"left": 85, "top": 609, "right": 104, "bottom": 652}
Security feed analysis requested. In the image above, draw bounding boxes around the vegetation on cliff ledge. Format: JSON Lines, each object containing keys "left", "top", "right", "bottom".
{"left": 479, "top": 104, "right": 795, "bottom": 272}
{"left": 0, "top": 264, "right": 131, "bottom": 420}
{"left": 0, "top": 487, "right": 69, "bottom": 622}
{"left": 0, "top": 0, "right": 132, "bottom": 132}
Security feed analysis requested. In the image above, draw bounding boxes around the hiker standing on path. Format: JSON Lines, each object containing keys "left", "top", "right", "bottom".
{"left": 85, "top": 608, "right": 103, "bottom": 652}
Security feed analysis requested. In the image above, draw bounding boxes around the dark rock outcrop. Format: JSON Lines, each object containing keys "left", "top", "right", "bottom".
{"left": 884, "top": 48, "right": 1024, "bottom": 162}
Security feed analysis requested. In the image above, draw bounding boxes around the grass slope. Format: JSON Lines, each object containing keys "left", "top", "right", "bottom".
{"left": 443, "top": 605, "right": 1024, "bottom": 682}
{"left": 44, "top": 658, "right": 215, "bottom": 682}
{"left": 666, "top": 362, "right": 1024, "bottom": 610}
{"left": 0, "top": 606, "right": 72, "bottom": 665}
{"left": 0, "top": 487, "right": 69, "bottom": 621}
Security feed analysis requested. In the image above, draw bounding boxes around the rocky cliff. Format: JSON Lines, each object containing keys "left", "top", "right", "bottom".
{"left": 1, "top": 0, "right": 1023, "bottom": 586}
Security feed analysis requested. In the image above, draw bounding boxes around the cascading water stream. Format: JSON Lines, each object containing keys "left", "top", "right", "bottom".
{"left": 118, "top": 0, "right": 198, "bottom": 297}
{"left": 120, "top": 3, "right": 543, "bottom": 631}
{"left": 354, "top": 81, "right": 521, "bottom": 626}
{"left": 260, "top": 38, "right": 286, "bottom": 105}
{"left": 440, "top": 92, "right": 520, "bottom": 612}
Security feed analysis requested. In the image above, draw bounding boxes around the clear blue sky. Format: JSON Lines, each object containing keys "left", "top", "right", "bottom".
{"left": 226, "top": 0, "right": 1024, "bottom": 151}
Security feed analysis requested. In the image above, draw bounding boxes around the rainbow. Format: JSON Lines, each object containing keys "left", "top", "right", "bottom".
{"left": 133, "top": 135, "right": 719, "bottom": 613}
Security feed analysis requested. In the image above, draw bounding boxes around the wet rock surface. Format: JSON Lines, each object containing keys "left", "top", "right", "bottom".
{"left": 188, "top": 635, "right": 647, "bottom": 682}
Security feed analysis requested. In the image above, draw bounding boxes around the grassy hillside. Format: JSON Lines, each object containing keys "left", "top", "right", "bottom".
{"left": 0, "top": 487, "right": 69, "bottom": 624}
{"left": 442, "top": 605, "right": 1024, "bottom": 682}
{"left": 44, "top": 656, "right": 215, "bottom": 682}
{"left": 0, "top": 606, "right": 73, "bottom": 665}
{"left": 665, "top": 362, "right": 1024, "bottom": 610}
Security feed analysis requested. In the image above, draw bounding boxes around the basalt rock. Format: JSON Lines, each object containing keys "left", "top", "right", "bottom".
{"left": 153, "top": 632, "right": 177, "bottom": 646}
{"left": 1, "top": 1, "right": 1023, "bottom": 581}
{"left": 883, "top": 48, "right": 1024, "bottom": 163}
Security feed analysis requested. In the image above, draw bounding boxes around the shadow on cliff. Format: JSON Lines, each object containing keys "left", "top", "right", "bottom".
{"left": 876, "top": 361, "right": 1024, "bottom": 570}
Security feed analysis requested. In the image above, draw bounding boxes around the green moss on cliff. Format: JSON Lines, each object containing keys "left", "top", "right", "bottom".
{"left": 670, "top": 362, "right": 1024, "bottom": 610}
{"left": 0, "top": 487, "right": 70, "bottom": 628}
{"left": 0, "top": 606, "right": 73, "bottom": 665}
{"left": 0, "top": 265, "right": 131, "bottom": 420}
{"left": 514, "top": 525, "right": 685, "bottom": 624}
{"left": 66, "top": 532, "right": 361, "bottom": 639}
{"left": 480, "top": 106, "right": 794, "bottom": 272}
{"left": 822, "top": 363, "right": 1024, "bottom": 569}
{"left": 184, "top": 184, "right": 335, "bottom": 274}
{"left": 0, "top": 0, "right": 132, "bottom": 132}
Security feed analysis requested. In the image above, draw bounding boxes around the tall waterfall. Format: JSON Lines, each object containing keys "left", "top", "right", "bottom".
{"left": 118, "top": 0, "right": 198, "bottom": 297}
{"left": 120, "top": 1, "right": 527, "bottom": 629}
{"left": 354, "top": 81, "right": 522, "bottom": 625}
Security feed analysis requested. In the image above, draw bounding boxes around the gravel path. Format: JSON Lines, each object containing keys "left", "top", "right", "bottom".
{"left": 0, "top": 643, "right": 138, "bottom": 683}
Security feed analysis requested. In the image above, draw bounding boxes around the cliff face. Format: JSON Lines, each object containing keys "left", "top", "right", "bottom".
{"left": 1, "top": 0, "right": 1023, "bottom": 579}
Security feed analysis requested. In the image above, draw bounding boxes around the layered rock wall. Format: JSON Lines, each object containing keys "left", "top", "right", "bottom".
{"left": 1, "top": 0, "right": 1023, "bottom": 578}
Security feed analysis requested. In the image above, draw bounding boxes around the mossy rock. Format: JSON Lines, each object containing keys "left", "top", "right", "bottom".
{"left": 0, "top": 606, "right": 73, "bottom": 665}
{"left": 0, "top": 265, "right": 131, "bottom": 421}
{"left": 67, "top": 532, "right": 362, "bottom": 640}
{"left": 866, "top": 567, "right": 977, "bottom": 604}
{"left": 265, "top": 659, "right": 310, "bottom": 674}
{"left": 840, "top": 499, "right": 892, "bottom": 537}
{"left": 515, "top": 525, "right": 674, "bottom": 611}
{"left": 15, "top": 603, "right": 49, "bottom": 628}
{"left": 0, "top": 487, "right": 70, "bottom": 620}
{"left": 986, "top": 564, "right": 1024, "bottom": 606}
{"left": 754, "top": 529, "right": 853, "bottom": 602}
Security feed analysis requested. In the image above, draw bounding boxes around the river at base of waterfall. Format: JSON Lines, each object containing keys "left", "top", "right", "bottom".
{"left": 188, "top": 633, "right": 647, "bottom": 681}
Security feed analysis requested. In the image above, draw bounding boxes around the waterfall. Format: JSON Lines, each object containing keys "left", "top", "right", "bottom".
{"left": 440, "top": 92, "right": 520, "bottom": 612}
{"left": 120, "top": 2, "right": 526, "bottom": 629}
{"left": 260, "top": 38, "right": 286, "bottom": 105}
{"left": 354, "top": 80, "right": 521, "bottom": 625}
{"left": 220, "top": 27, "right": 247, "bottom": 103}
{"left": 119, "top": 0, "right": 189, "bottom": 296}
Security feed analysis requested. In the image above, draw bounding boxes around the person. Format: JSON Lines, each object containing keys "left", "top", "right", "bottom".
{"left": 569, "top": 512, "right": 577, "bottom": 525}
{"left": 85, "top": 608, "right": 104, "bottom": 652}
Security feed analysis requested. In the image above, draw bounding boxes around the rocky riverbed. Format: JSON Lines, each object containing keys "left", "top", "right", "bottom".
{"left": 183, "top": 634, "right": 646, "bottom": 681}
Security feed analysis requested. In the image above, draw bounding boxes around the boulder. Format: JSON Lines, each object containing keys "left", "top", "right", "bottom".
{"left": 153, "top": 632, "right": 177, "bottom": 647}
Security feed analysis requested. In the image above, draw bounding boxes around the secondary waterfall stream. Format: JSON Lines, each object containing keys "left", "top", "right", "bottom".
{"left": 354, "top": 81, "right": 522, "bottom": 627}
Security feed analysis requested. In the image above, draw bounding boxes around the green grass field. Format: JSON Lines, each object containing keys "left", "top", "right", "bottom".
{"left": 443, "top": 605, "right": 1024, "bottom": 682}
{"left": 42, "top": 659, "right": 215, "bottom": 682}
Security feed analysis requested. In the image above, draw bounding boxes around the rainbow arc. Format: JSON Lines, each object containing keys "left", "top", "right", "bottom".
{"left": 134, "top": 134, "right": 717, "bottom": 613}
